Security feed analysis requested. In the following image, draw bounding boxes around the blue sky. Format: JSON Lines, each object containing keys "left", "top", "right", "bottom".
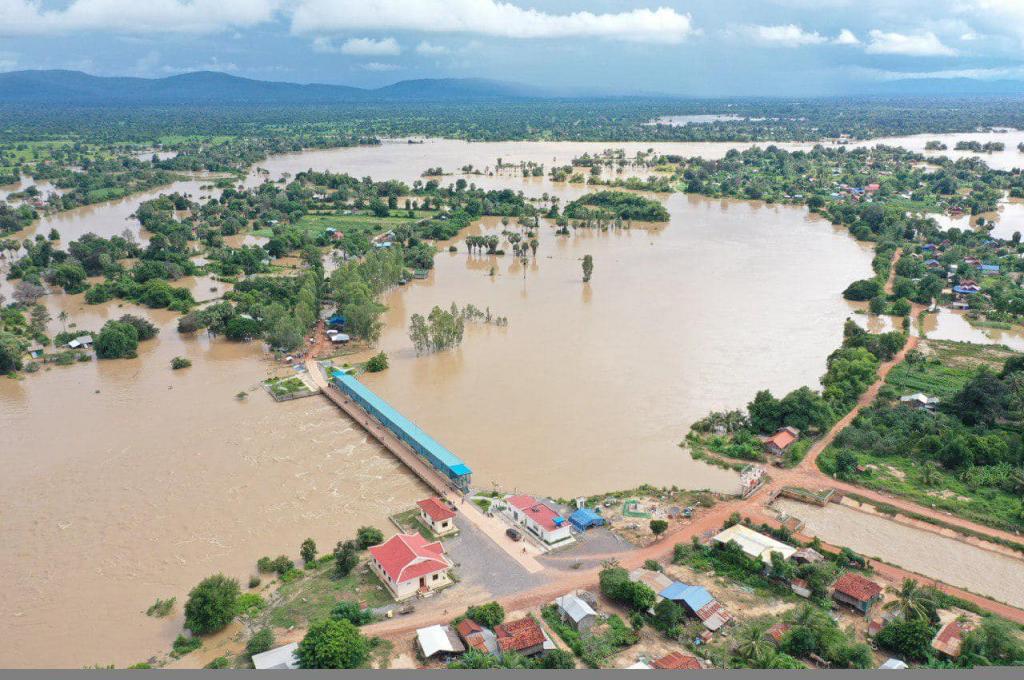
{"left": 2, "top": 0, "right": 1024, "bottom": 95}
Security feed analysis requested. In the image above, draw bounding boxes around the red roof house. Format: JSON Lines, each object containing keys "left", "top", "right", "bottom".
{"left": 368, "top": 533, "right": 452, "bottom": 600}
{"left": 652, "top": 652, "right": 703, "bottom": 669}
{"left": 495, "top": 616, "right": 548, "bottom": 657}
{"left": 832, "top": 573, "right": 883, "bottom": 614}
{"left": 764, "top": 426, "right": 799, "bottom": 456}
{"left": 504, "top": 495, "right": 572, "bottom": 545}
{"left": 417, "top": 497, "right": 457, "bottom": 535}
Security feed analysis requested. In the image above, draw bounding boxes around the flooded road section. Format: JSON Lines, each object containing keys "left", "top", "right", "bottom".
{"left": 1, "top": 138, "right": 875, "bottom": 666}
{"left": 774, "top": 500, "right": 1024, "bottom": 609}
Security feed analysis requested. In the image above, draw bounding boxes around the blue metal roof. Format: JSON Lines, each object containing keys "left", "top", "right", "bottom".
{"left": 569, "top": 508, "right": 604, "bottom": 529}
{"left": 331, "top": 370, "right": 471, "bottom": 477}
{"left": 660, "top": 582, "right": 713, "bottom": 611}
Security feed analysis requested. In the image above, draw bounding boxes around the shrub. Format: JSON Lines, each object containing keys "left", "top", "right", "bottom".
{"left": 235, "top": 593, "right": 266, "bottom": 617}
{"left": 649, "top": 519, "right": 669, "bottom": 535}
{"left": 296, "top": 619, "right": 370, "bottom": 669}
{"left": 356, "top": 526, "right": 384, "bottom": 549}
{"left": 171, "top": 356, "right": 191, "bottom": 370}
{"left": 300, "top": 537, "right": 317, "bottom": 565}
{"left": 246, "top": 628, "right": 275, "bottom": 659}
{"left": 183, "top": 574, "right": 240, "bottom": 635}
{"left": 331, "top": 600, "right": 374, "bottom": 626}
{"left": 205, "top": 656, "right": 232, "bottom": 669}
{"left": 94, "top": 320, "right": 139, "bottom": 359}
{"left": 146, "top": 596, "right": 175, "bottom": 618}
{"left": 365, "top": 351, "right": 388, "bottom": 372}
{"left": 248, "top": 575, "right": 261, "bottom": 589}
{"left": 118, "top": 314, "right": 159, "bottom": 340}
{"left": 466, "top": 601, "right": 505, "bottom": 628}
{"left": 171, "top": 634, "right": 202, "bottom": 658}
{"left": 875, "top": 618, "right": 935, "bottom": 662}
{"left": 334, "top": 540, "right": 359, "bottom": 577}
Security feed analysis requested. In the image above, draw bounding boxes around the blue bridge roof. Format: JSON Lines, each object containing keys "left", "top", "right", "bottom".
{"left": 331, "top": 370, "right": 471, "bottom": 477}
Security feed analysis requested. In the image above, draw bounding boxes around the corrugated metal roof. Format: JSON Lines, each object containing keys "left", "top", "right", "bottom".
{"left": 332, "top": 370, "right": 471, "bottom": 477}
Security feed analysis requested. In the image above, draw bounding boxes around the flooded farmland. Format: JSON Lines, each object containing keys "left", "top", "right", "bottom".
{"left": 2, "top": 138, "right": 878, "bottom": 666}
{"left": 773, "top": 499, "right": 1024, "bottom": 609}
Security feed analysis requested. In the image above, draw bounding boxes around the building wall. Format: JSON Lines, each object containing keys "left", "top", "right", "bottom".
{"left": 505, "top": 506, "right": 572, "bottom": 544}
{"left": 369, "top": 557, "right": 451, "bottom": 601}
{"left": 420, "top": 510, "right": 456, "bottom": 536}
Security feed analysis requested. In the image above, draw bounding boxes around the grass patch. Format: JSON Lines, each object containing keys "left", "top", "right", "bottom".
{"left": 391, "top": 508, "right": 436, "bottom": 540}
{"left": 146, "top": 597, "right": 175, "bottom": 618}
{"left": 819, "top": 447, "right": 1024, "bottom": 536}
{"left": 542, "top": 607, "right": 636, "bottom": 668}
{"left": 473, "top": 497, "right": 492, "bottom": 512}
{"left": 253, "top": 211, "right": 434, "bottom": 239}
{"left": 265, "top": 559, "right": 392, "bottom": 629}
{"left": 884, "top": 359, "right": 974, "bottom": 400}
{"left": 262, "top": 375, "right": 313, "bottom": 399}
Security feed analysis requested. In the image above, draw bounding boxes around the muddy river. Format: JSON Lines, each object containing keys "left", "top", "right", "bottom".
{"left": 0, "top": 136, "right": 919, "bottom": 667}
{"left": 773, "top": 500, "right": 1024, "bottom": 609}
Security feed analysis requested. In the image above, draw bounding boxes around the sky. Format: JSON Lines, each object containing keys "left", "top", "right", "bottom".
{"left": 2, "top": 0, "right": 1024, "bottom": 96}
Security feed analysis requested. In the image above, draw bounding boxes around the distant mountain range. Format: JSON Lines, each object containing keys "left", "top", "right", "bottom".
{"left": 0, "top": 70, "right": 551, "bottom": 105}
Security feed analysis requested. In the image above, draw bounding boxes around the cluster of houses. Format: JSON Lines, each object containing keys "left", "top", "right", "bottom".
{"left": 25, "top": 333, "right": 93, "bottom": 362}
{"left": 630, "top": 567, "right": 732, "bottom": 634}
{"left": 416, "top": 610, "right": 558, "bottom": 663}
{"left": 711, "top": 524, "right": 886, "bottom": 616}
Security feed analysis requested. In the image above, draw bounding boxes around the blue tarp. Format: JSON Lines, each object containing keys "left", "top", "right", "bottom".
{"left": 569, "top": 508, "right": 605, "bottom": 531}
{"left": 331, "top": 370, "right": 472, "bottom": 488}
{"left": 660, "top": 582, "right": 714, "bottom": 613}
{"left": 327, "top": 315, "right": 346, "bottom": 327}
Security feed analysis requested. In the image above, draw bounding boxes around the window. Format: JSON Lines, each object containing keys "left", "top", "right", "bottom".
{"left": 432, "top": 574, "right": 439, "bottom": 580}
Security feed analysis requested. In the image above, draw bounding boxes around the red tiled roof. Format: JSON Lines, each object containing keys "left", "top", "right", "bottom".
{"left": 766, "top": 427, "right": 798, "bottom": 451}
{"left": 833, "top": 573, "right": 882, "bottom": 603}
{"left": 767, "top": 622, "right": 791, "bottom": 643}
{"left": 495, "top": 617, "right": 545, "bottom": 652}
{"left": 368, "top": 533, "right": 450, "bottom": 583}
{"left": 456, "top": 618, "right": 483, "bottom": 638}
{"left": 652, "top": 652, "right": 702, "bottom": 670}
{"left": 506, "top": 495, "right": 563, "bottom": 531}
{"left": 417, "top": 497, "right": 455, "bottom": 522}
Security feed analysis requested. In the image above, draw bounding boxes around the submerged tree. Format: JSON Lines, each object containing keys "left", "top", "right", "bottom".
{"left": 582, "top": 254, "right": 594, "bottom": 283}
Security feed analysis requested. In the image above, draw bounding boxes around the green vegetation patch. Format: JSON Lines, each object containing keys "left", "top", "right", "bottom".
{"left": 266, "top": 561, "right": 392, "bottom": 630}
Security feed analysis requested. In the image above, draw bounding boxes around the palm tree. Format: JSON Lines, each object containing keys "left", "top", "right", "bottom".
{"left": 58, "top": 310, "right": 68, "bottom": 333}
{"left": 734, "top": 619, "right": 775, "bottom": 666}
{"left": 884, "top": 578, "right": 934, "bottom": 622}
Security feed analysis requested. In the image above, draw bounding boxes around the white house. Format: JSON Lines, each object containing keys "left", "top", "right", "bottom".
{"left": 67, "top": 334, "right": 93, "bottom": 349}
{"left": 252, "top": 642, "right": 299, "bottom": 670}
{"left": 504, "top": 495, "right": 573, "bottom": 545}
{"left": 368, "top": 533, "right": 453, "bottom": 601}
{"left": 417, "top": 497, "right": 457, "bottom": 536}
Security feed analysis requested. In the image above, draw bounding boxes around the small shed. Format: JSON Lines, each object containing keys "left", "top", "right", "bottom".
{"left": 329, "top": 333, "right": 351, "bottom": 344}
{"left": 68, "top": 334, "right": 93, "bottom": 349}
{"left": 251, "top": 642, "right": 299, "bottom": 670}
{"left": 416, "top": 624, "right": 466, "bottom": 659}
{"left": 879, "top": 658, "right": 909, "bottom": 670}
{"left": 765, "top": 426, "right": 799, "bottom": 456}
{"left": 554, "top": 594, "right": 597, "bottom": 633}
{"left": 568, "top": 508, "right": 605, "bottom": 531}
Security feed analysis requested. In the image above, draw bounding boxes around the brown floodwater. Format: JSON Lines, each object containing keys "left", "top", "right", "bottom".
{"left": 921, "top": 308, "right": 1024, "bottom": 351}
{"left": 2, "top": 138, "right": 875, "bottom": 667}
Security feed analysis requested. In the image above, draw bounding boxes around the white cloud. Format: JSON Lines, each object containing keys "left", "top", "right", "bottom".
{"left": 834, "top": 29, "right": 860, "bottom": 45}
{"left": 732, "top": 24, "right": 827, "bottom": 47}
{"left": 865, "top": 30, "right": 956, "bottom": 56}
{"left": 341, "top": 37, "right": 401, "bottom": 56}
{"left": 291, "top": 0, "right": 695, "bottom": 44}
{"left": 416, "top": 41, "right": 448, "bottom": 55}
{"left": 853, "top": 64, "right": 1024, "bottom": 81}
{"left": 359, "top": 62, "right": 399, "bottom": 71}
{"left": 312, "top": 36, "right": 401, "bottom": 55}
{"left": 0, "top": 0, "right": 279, "bottom": 36}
